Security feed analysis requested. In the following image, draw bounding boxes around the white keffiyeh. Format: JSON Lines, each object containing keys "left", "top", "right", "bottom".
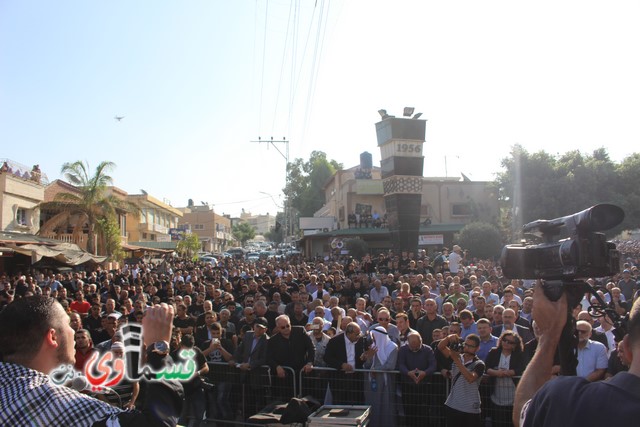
{"left": 371, "top": 326, "right": 397, "bottom": 366}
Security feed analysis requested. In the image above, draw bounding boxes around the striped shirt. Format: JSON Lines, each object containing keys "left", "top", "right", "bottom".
{"left": 444, "top": 355, "right": 485, "bottom": 414}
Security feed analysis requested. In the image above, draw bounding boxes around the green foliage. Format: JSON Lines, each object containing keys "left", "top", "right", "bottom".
{"left": 284, "top": 151, "right": 342, "bottom": 217}
{"left": 496, "top": 145, "right": 639, "bottom": 240}
{"left": 96, "top": 216, "right": 124, "bottom": 262}
{"left": 455, "top": 222, "right": 504, "bottom": 260}
{"left": 53, "top": 160, "right": 137, "bottom": 255}
{"left": 232, "top": 222, "right": 256, "bottom": 246}
{"left": 176, "top": 232, "right": 201, "bottom": 260}
{"left": 264, "top": 212, "right": 285, "bottom": 244}
{"left": 345, "top": 238, "right": 369, "bottom": 259}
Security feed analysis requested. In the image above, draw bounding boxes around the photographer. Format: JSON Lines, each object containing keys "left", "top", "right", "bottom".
{"left": 438, "top": 332, "right": 485, "bottom": 427}
{"left": 514, "top": 281, "right": 640, "bottom": 426}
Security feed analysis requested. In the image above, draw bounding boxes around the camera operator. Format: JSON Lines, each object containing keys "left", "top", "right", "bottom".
{"left": 0, "top": 296, "right": 183, "bottom": 426}
{"left": 438, "top": 332, "right": 485, "bottom": 426}
{"left": 514, "top": 281, "right": 640, "bottom": 426}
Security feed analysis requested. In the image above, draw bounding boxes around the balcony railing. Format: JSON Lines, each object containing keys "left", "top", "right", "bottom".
{"left": 42, "top": 233, "right": 88, "bottom": 251}
{"left": 138, "top": 223, "right": 153, "bottom": 232}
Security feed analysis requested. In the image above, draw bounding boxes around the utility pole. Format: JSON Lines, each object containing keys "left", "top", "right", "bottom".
{"left": 251, "top": 137, "right": 291, "bottom": 241}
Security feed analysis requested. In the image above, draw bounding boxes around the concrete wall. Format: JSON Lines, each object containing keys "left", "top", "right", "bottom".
{"left": 0, "top": 173, "right": 44, "bottom": 233}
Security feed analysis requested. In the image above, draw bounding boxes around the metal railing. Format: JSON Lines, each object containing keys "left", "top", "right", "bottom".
{"left": 190, "top": 362, "right": 521, "bottom": 426}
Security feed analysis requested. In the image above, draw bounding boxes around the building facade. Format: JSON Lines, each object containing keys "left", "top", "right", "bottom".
{"left": 178, "top": 204, "right": 233, "bottom": 253}
{"left": 300, "top": 160, "right": 499, "bottom": 257}
{"left": 126, "top": 194, "right": 182, "bottom": 244}
{"left": 0, "top": 161, "right": 45, "bottom": 234}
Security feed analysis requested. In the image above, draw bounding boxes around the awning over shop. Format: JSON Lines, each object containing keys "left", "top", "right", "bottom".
{"left": 122, "top": 244, "right": 174, "bottom": 254}
{"left": 6, "top": 242, "right": 106, "bottom": 266}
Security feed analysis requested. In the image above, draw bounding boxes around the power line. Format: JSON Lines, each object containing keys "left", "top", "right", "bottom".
{"left": 258, "top": 0, "right": 269, "bottom": 133}
{"left": 271, "top": 0, "right": 295, "bottom": 135}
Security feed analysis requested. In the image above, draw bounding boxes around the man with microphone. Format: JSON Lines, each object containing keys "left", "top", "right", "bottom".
{"left": 0, "top": 295, "right": 183, "bottom": 426}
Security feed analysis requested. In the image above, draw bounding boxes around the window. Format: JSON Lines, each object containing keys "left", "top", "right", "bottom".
{"left": 193, "top": 224, "right": 204, "bottom": 230}
{"left": 150, "top": 234, "right": 156, "bottom": 241}
{"left": 119, "top": 214, "right": 127, "bottom": 236}
{"left": 16, "top": 208, "right": 27, "bottom": 226}
{"left": 451, "top": 203, "right": 472, "bottom": 217}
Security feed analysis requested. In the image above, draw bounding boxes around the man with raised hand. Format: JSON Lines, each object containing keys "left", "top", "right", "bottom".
{"left": 0, "top": 296, "right": 183, "bottom": 426}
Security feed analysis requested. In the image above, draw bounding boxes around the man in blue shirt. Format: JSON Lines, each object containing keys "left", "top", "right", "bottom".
{"left": 397, "top": 332, "right": 437, "bottom": 427}
{"left": 459, "top": 310, "right": 478, "bottom": 339}
{"left": 476, "top": 318, "right": 498, "bottom": 362}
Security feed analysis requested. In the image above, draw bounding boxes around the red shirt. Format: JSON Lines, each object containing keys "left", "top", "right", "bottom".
{"left": 70, "top": 300, "right": 91, "bottom": 314}
{"left": 74, "top": 347, "right": 98, "bottom": 371}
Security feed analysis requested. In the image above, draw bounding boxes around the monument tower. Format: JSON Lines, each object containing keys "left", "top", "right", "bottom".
{"left": 375, "top": 108, "right": 426, "bottom": 253}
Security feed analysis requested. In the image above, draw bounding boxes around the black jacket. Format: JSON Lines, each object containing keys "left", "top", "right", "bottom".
{"left": 485, "top": 347, "right": 526, "bottom": 389}
{"left": 323, "top": 332, "right": 365, "bottom": 371}
{"left": 267, "top": 326, "right": 314, "bottom": 372}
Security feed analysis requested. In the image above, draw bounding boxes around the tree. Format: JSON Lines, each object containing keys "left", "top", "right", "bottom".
{"left": 40, "top": 161, "right": 137, "bottom": 255}
{"left": 284, "top": 151, "right": 342, "bottom": 217}
{"left": 264, "top": 212, "right": 285, "bottom": 244}
{"left": 455, "top": 222, "right": 504, "bottom": 260}
{"left": 232, "top": 222, "right": 256, "bottom": 247}
{"left": 176, "top": 232, "right": 201, "bottom": 260}
{"left": 96, "top": 216, "right": 124, "bottom": 261}
{"left": 615, "top": 153, "right": 640, "bottom": 233}
{"left": 495, "top": 145, "right": 637, "bottom": 240}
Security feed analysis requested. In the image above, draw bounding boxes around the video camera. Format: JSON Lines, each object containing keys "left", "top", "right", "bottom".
{"left": 500, "top": 203, "right": 624, "bottom": 284}
{"left": 447, "top": 337, "right": 465, "bottom": 353}
{"left": 500, "top": 203, "right": 626, "bottom": 375}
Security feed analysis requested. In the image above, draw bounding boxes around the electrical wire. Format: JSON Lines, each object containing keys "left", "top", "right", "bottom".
{"left": 300, "top": 0, "right": 330, "bottom": 146}
{"left": 271, "top": 0, "right": 295, "bottom": 135}
{"left": 258, "top": 0, "right": 270, "bottom": 133}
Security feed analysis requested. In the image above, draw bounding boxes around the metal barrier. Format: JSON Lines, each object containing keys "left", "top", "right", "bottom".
{"left": 298, "top": 367, "right": 521, "bottom": 427}
{"left": 480, "top": 374, "right": 521, "bottom": 427}
{"left": 299, "top": 366, "right": 450, "bottom": 427}
{"left": 184, "top": 362, "right": 521, "bottom": 426}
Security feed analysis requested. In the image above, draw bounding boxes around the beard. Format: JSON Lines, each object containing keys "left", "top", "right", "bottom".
{"left": 56, "top": 330, "right": 75, "bottom": 366}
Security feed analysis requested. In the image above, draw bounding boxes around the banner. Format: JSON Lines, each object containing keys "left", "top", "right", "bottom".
{"left": 418, "top": 234, "right": 443, "bottom": 245}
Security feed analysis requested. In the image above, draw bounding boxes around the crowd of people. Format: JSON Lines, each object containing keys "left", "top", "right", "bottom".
{"left": 1, "top": 242, "right": 639, "bottom": 426}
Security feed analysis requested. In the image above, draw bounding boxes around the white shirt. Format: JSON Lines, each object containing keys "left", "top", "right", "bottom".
{"left": 594, "top": 325, "right": 616, "bottom": 355}
{"left": 448, "top": 251, "right": 463, "bottom": 273}
{"left": 344, "top": 333, "right": 356, "bottom": 368}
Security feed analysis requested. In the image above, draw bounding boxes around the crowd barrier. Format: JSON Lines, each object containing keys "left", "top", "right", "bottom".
{"left": 190, "top": 362, "right": 520, "bottom": 426}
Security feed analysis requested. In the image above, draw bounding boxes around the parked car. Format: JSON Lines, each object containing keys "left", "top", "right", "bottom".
{"left": 245, "top": 252, "right": 260, "bottom": 262}
{"left": 198, "top": 255, "right": 218, "bottom": 266}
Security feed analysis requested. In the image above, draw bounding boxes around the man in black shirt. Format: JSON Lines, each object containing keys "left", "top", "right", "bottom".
{"left": 267, "top": 314, "right": 314, "bottom": 401}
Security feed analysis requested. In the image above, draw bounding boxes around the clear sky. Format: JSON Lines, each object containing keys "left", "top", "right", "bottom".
{"left": 2, "top": 1, "right": 639, "bottom": 218}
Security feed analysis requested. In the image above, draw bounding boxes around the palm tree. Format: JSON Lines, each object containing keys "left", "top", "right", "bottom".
{"left": 40, "top": 161, "right": 135, "bottom": 255}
